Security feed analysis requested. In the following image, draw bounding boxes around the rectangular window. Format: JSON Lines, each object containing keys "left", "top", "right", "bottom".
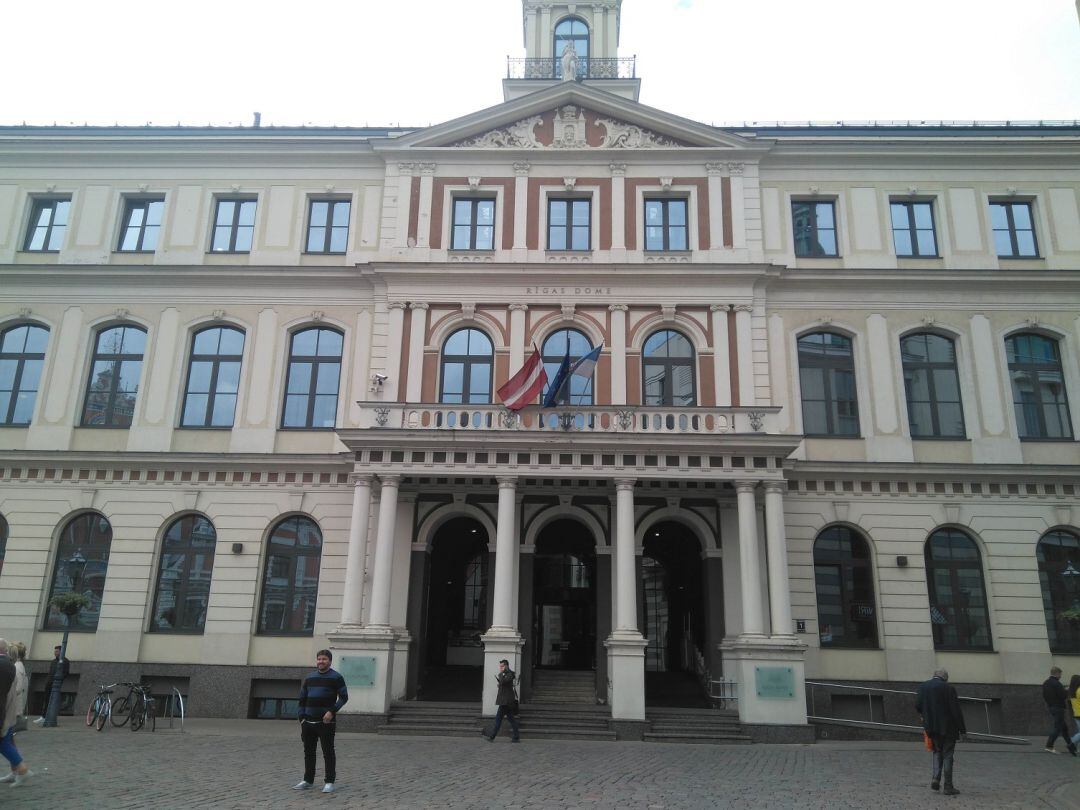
{"left": 118, "top": 198, "right": 165, "bottom": 252}
{"left": 890, "top": 200, "right": 937, "bottom": 257}
{"left": 792, "top": 200, "right": 838, "bottom": 257}
{"left": 548, "top": 198, "right": 591, "bottom": 250}
{"left": 210, "top": 198, "right": 257, "bottom": 253}
{"left": 644, "top": 198, "right": 688, "bottom": 251}
{"left": 306, "top": 199, "right": 351, "bottom": 254}
{"left": 23, "top": 198, "right": 71, "bottom": 252}
{"left": 451, "top": 198, "right": 495, "bottom": 250}
{"left": 990, "top": 200, "right": 1038, "bottom": 257}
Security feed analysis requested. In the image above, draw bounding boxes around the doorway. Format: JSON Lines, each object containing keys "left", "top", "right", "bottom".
{"left": 533, "top": 519, "right": 597, "bottom": 670}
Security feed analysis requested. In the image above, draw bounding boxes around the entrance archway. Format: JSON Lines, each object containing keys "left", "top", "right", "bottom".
{"left": 533, "top": 519, "right": 597, "bottom": 670}
{"left": 641, "top": 521, "right": 708, "bottom": 707}
{"left": 419, "top": 516, "right": 489, "bottom": 700}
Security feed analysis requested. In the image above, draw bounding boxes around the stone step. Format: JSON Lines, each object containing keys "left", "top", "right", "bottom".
{"left": 642, "top": 732, "right": 753, "bottom": 745}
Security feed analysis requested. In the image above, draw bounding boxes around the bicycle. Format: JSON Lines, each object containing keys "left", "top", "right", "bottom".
{"left": 85, "top": 683, "right": 117, "bottom": 731}
{"left": 128, "top": 684, "right": 156, "bottom": 732}
{"left": 110, "top": 682, "right": 143, "bottom": 728}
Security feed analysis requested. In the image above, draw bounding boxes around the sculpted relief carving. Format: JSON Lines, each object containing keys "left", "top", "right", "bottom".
{"left": 455, "top": 115, "right": 546, "bottom": 149}
{"left": 452, "top": 107, "right": 686, "bottom": 149}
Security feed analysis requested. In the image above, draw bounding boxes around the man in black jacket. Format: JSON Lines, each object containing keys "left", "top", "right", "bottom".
{"left": 916, "top": 668, "right": 966, "bottom": 796}
{"left": 1043, "top": 666, "right": 1077, "bottom": 755}
{"left": 482, "top": 659, "right": 520, "bottom": 742}
{"left": 33, "top": 646, "right": 69, "bottom": 724}
{"left": 292, "top": 650, "right": 348, "bottom": 794}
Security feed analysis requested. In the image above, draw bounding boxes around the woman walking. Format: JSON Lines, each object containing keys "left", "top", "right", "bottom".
{"left": 0, "top": 640, "right": 32, "bottom": 787}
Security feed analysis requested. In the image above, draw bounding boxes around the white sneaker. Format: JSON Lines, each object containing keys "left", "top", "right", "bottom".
{"left": 11, "top": 770, "right": 33, "bottom": 788}
{"left": 322, "top": 783, "right": 335, "bottom": 794}
{"left": 292, "top": 780, "right": 312, "bottom": 790}
{"left": 32, "top": 718, "right": 44, "bottom": 726}
{"left": 0, "top": 773, "right": 13, "bottom": 784}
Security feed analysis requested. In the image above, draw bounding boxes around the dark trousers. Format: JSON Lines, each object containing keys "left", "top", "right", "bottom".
{"left": 930, "top": 734, "right": 957, "bottom": 787}
{"left": 1047, "top": 707, "right": 1076, "bottom": 751}
{"left": 301, "top": 720, "right": 336, "bottom": 784}
{"left": 489, "top": 705, "right": 520, "bottom": 740}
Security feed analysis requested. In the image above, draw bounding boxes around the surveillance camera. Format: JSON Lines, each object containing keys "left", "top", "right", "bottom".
{"left": 372, "top": 373, "right": 388, "bottom": 383}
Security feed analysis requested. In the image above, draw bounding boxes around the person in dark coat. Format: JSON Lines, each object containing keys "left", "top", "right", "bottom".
{"left": 915, "top": 667, "right": 966, "bottom": 795}
{"left": 482, "top": 659, "right": 520, "bottom": 742}
{"left": 1042, "top": 666, "right": 1077, "bottom": 755}
{"left": 33, "top": 645, "right": 69, "bottom": 724}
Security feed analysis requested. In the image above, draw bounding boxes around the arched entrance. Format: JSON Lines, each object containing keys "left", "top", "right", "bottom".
{"left": 641, "top": 521, "right": 709, "bottom": 707}
{"left": 533, "top": 519, "right": 597, "bottom": 670}
{"left": 418, "top": 516, "right": 490, "bottom": 700}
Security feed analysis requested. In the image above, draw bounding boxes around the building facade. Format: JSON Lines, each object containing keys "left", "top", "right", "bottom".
{"left": 1, "top": 0, "right": 1078, "bottom": 737}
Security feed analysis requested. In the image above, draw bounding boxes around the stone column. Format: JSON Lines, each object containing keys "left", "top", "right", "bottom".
{"left": 710, "top": 304, "right": 732, "bottom": 407}
{"left": 609, "top": 163, "right": 626, "bottom": 257}
{"left": 735, "top": 481, "right": 765, "bottom": 638}
{"left": 509, "top": 304, "right": 528, "bottom": 373}
{"left": 705, "top": 163, "right": 725, "bottom": 253}
{"left": 383, "top": 302, "right": 407, "bottom": 401}
{"left": 340, "top": 474, "right": 374, "bottom": 626}
{"left": 416, "top": 163, "right": 435, "bottom": 248}
{"left": 763, "top": 481, "right": 794, "bottom": 638}
{"left": 605, "top": 478, "right": 647, "bottom": 723}
{"left": 609, "top": 304, "right": 628, "bottom": 405}
{"left": 481, "top": 477, "right": 524, "bottom": 715}
{"left": 368, "top": 475, "right": 401, "bottom": 629}
{"left": 733, "top": 304, "right": 755, "bottom": 407}
{"left": 405, "top": 302, "right": 428, "bottom": 402}
{"left": 513, "top": 162, "right": 529, "bottom": 259}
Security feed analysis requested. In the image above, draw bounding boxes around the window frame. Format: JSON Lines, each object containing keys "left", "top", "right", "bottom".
{"left": 890, "top": 199, "right": 938, "bottom": 258}
{"left": 0, "top": 322, "right": 49, "bottom": 427}
{"left": 547, "top": 197, "right": 592, "bottom": 252}
{"left": 791, "top": 199, "right": 839, "bottom": 258}
{"left": 1037, "top": 529, "right": 1080, "bottom": 655}
{"left": 23, "top": 197, "right": 72, "bottom": 253}
{"left": 179, "top": 325, "right": 245, "bottom": 429}
{"left": 257, "top": 515, "right": 323, "bottom": 637}
{"left": 304, "top": 197, "right": 351, "bottom": 255}
{"left": 117, "top": 197, "right": 165, "bottom": 253}
{"left": 450, "top": 197, "right": 497, "bottom": 251}
{"left": 439, "top": 327, "right": 494, "bottom": 405}
{"left": 924, "top": 528, "right": 993, "bottom": 652}
{"left": 80, "top": 324, "right": 147, "bottom": 429}
{"left": 280, "top": 327, "right": 343, "bottom": 430}
{"left": 989, "top": 199, "right": 1039, "bottom": 258}
{"left": 210, "top": 197, "right": 257, "bottom": 254}
{"left": 553, "top": 16, "right": 589, "bottom": 79}
{"left": 541, "top": 328, "right": 595, "bottom": 406}
{"left": 813, "top": 526, "right": 880, "bottom": 650}
{"left": 641, "top": 328, "right": 697, "bottom": 407}
{"left": 44, "top": 512, "right": 113, "bottom": 632}
{"left": 797, "top": 331, "right": 861, "bottom": 437}
{"left": 1005, "top": 332, "right": 1074, "bottom": 441}
{"left": 900, "top": 332, "right": 966, "bottom": 439}
{"left": 149, "top": 514, "right": 217, "bottom": 634}
{"left": 643, "top": 197, "right": 689, "bottom": 252}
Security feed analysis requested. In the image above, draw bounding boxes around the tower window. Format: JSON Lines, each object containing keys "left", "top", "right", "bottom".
{"left": 554, "top": 17, "right": 589, "bottom": 78}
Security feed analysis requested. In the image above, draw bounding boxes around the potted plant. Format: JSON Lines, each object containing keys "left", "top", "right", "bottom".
{"left": 49, "top": 591, "right": 90, "bottom": 617}
{"left": 1059, "top": 607, "right": 1080, "bottom": 626}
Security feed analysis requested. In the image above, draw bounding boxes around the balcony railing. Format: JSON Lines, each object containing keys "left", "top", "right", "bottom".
{"left": 506, "top": 56, "right": 636, "bottom": 80}
{"left": 358, "top": 403, "right": 776, "bottom": 435}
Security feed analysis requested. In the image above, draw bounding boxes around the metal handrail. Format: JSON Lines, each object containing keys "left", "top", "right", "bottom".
{"left": 506, "top": 56, "right": 636, "bottom": 80}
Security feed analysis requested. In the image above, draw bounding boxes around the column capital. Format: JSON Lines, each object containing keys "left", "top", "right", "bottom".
{"left": 762, "top": 480, "right": 787, "bottom": 495}
{"left": 409, "top": 301, "right": 429, "bottom": 311}
{"left": 387, "top": 301, "right": 408, "bottom": 311}
{"left": 704, "top": 162, "right": 725, "bottom": 176}
{"left": 350, "top": 473, "right": 375, "bottom": 487}
{"left": 418, "top": 162, "right": 437, "bottom": 175}
{"left": 710, "top": 304, "right": 732, "bottom": 313}
{"left": 726, "top": 161, "right": 746, "bottom": 176}
{"left": 614, "top": 477, "right": 637, "bottom": 491}
{"left": 608, "top": 304, "right": 629, "bottom": 312}
{"left": 377, "top": 474, "right": 402, "bottom": 486}
{"left": 733, "top": 303, "right": 754, "bottom": 313}
{"left": 508, "top": 303, "right": 529, "bottom": 312}
{"left": 608, "top": 161, "right": 627, "bottom": 177}
{"left": 734, "top": 480, "right": 759, "bottom": 493}
{"left": 496, "top": 476, "right": 518, "bottom": 489}
{"left": 513, "top": 161, "right": 531, "bottom": 176}
{"left": 397, "top": 161, "right": 417, "bottom": 176}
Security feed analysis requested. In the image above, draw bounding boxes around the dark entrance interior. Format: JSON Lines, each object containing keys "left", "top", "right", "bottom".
{"left": 641, "top": 521, "right": 709, "bottom": 707}
{"left": 419, "top": 517, "right": 489, "bottom": 701}
{"left": 534, "top": 520, "right": 597, "bottom": 670}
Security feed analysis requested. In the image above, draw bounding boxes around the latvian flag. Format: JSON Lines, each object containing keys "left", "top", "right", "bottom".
{"left": 497, "top": 344, "right": 548, "bottom": 411}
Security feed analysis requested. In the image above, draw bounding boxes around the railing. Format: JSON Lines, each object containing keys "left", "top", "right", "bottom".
{"left": 165, "top": 687, "right": 185, "bottom": 731}
{"left": 359, "top": 403, "right": 776, "bottom": 435}
{"left": 506, "top": 56, "right": 636, "bottom": 80}
{"left": 805, "top": 680, "right": 1028, "bottom": 744}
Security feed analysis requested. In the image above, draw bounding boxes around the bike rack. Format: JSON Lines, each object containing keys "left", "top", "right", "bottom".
{"left": 165, "top": 687, "right": 185, "bottom": 732}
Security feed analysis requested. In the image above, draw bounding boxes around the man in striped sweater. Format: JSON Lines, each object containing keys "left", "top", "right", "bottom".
{"left": 293, "top": 649, "right": 349, "bottom": 794}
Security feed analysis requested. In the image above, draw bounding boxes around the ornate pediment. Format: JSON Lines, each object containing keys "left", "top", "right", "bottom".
{"left": 450, "top": 105, "right": 690, "bottom": 149}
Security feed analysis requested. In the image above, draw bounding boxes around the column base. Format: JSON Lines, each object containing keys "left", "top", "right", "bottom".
{"left": 720, "top": 636, "right": 808, "bottom": 727}
{"left": 480, "top": 630, "right": 524, "bottom": 717}
{"left": 327, "top": 625, "right": 401, "bottom": 715}
{"left": 604, "top": 631, "right": 647, "bottom": 721}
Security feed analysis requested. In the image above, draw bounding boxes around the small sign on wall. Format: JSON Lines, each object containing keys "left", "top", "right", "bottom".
{"left": 755, "top": 666, "right": 795, "bottom": 699}
{"left": 338, "top": 656, "right": 377, "bottom": 688}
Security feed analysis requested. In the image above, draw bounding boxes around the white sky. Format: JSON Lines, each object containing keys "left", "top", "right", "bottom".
{"left": 3, "top": 0, "right": 1079, "bottom": 128}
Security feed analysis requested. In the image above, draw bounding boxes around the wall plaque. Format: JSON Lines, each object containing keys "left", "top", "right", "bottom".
{"left": 338, "top": 656, "right": 377, "bottom": 688}
{"left": 755, "top": 666, "right": 795, "bottom": 699}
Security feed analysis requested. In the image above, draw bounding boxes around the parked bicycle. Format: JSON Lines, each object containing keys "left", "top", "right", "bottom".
{"left": 128, "top": 684, "right": 156, "bottom": 732}
{"left": 85, "top": 683, "right": 118, "bottom": 731}
{"left": 110, "top": 682, "right": 145, "bottom": 728}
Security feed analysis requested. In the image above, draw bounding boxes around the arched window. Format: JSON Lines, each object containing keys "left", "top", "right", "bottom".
{"left": 258, "top": 516, "right": 322, "bottom": 635}
{"left": 900, "top": 333, "right": 965, "bottom": 438}
{"left": 82, "top": 325, "right": 147, "bottom": 427}
{"left": 0, "top": 513, "right": 7, "bottom": 579}
{"left": 798, "top": 331, "right": 859, "bottom": 436}
{"left": 282, "top": 327, "right": 342, "bottom": 428}
{"left": 181, "top": 326, "right": 245, "bottom": 428}
{"left": 45, "top": 513, "right": 113, "bottom": 631}
{"left": 439, "top": 328, "right": 493, "bottom": 404}
{"left": 813, "top": 526, "right": 878, "bottom": 648}
{"left": 642, "top": 329, "right": 696, "bottom": 406}
{"left": 461, "top": 552, "right": 488, "bottom": 633}
{"left": 542, "top": 328, "right": 594, "bottom": 406}
{"left": 925, "top": 528, "right": 992, "bottom": 651}
{"left": 553, "top": 16, "right": 589, "bottom": 78}
{"left": 150, "top": 515, "right": 217, "bottom": 633}
{"left": 1006, "top": 333, "right": 1073, "bottom": 439}
{"left": 1, "top": 323, "right": 49, "bottom": 426}
{"left": 1037, "top": 529, "right": 1080, "bottom": 654}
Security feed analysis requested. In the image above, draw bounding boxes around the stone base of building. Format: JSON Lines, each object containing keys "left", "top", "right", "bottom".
{"left": 743, "top": 723, "right": 817, "bottom": 744}
{"left": 608, "top": 719, "right": 648, "bottom": 740}
{"left": 334, "top": 713, "right": 387, "bottom": 733}
{"left": 720, "top": 636, "right": 809, "bottom": 727}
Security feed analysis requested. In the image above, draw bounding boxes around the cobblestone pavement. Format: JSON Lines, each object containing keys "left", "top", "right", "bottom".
{"left": 3, "top": 719, "right": 1079, "bottom": 809}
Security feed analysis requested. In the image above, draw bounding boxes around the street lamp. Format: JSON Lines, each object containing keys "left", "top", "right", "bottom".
{"left": 43, "top": 550, "right": 88, "bottom": 727}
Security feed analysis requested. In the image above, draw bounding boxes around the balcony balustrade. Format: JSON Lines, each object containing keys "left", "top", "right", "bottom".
{"left": 506, "top": 56, "right": 636, "bottom": 80}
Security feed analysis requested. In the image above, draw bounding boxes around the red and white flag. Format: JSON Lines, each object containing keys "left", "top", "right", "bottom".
{"left": 497, "top": 344, "right": 548, "bottom": 411}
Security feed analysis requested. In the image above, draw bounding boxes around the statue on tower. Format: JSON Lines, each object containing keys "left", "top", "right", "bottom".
{"left": 560, "top": 41, "right": 580, "bottom": 82}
